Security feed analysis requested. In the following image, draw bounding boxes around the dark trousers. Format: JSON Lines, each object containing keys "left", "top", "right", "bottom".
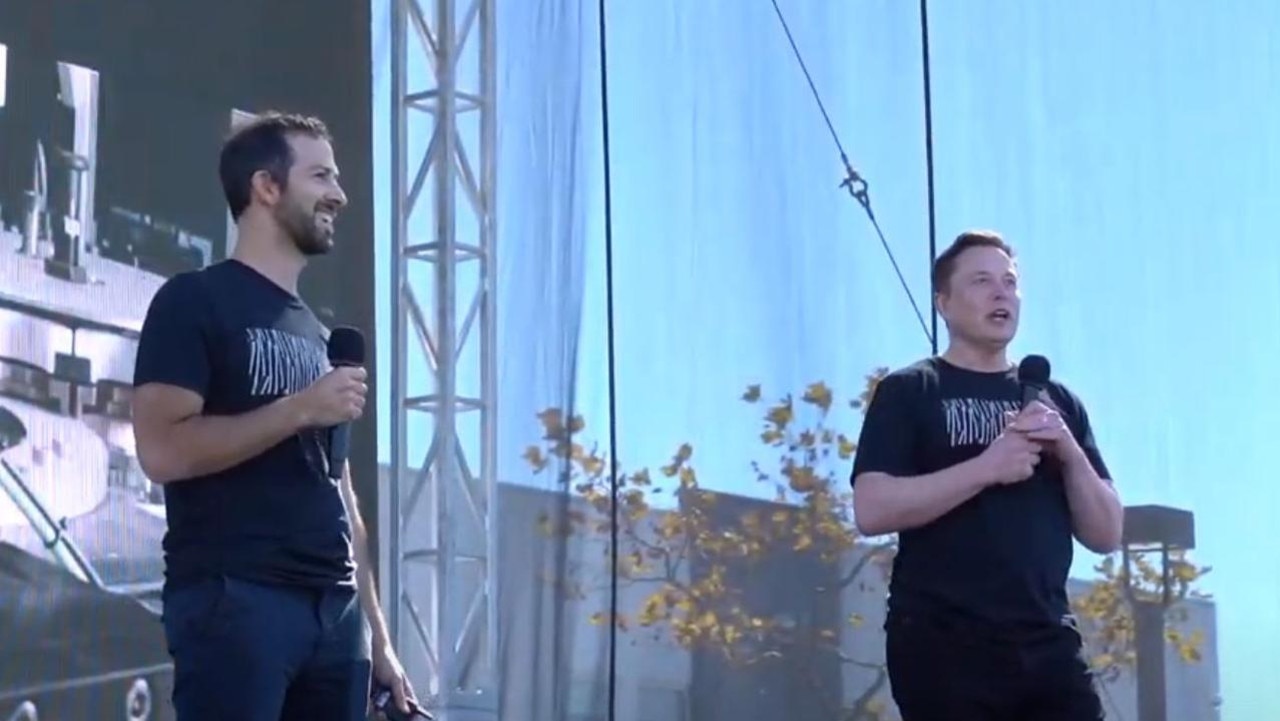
{"left": 161, "top": 575, "right": 372, "bottom": 721}
{"left": 886, "top": 611, "right": 1105, "bottom": 721}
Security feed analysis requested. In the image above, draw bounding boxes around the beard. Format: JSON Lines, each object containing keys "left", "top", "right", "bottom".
{"left": 277, "top": 200, "right": 335, "bottom": 257}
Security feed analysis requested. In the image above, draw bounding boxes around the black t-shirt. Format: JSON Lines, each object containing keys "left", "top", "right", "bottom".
{"left": 851, "top": 357, "right": 1111, "bottom": 628}
{"left": 133, "top": 259, "right": 355, "bottom": 590}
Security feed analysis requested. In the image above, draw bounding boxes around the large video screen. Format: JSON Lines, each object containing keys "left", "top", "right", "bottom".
{"left": 0, "top": 3, "right": 374, "bottom": 718}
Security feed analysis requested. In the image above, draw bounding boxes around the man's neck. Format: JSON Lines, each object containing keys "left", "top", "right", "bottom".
{"left": 941, "top": 342, "right": 1010, "bottom": 373}
{"left": 231, "top": 226, "right": 305, "bottom": 296}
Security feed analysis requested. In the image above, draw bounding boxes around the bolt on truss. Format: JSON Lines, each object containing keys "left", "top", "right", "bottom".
{"left": 387, "top": 0, "right": 497, "bottom": 717}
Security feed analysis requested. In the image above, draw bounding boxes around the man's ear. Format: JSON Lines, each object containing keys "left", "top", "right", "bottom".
{"left": 249, "top": 169, "right": 281, "bottom": 207}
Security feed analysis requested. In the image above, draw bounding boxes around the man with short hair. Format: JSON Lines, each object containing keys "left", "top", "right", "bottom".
{"left": 851, "top": 230, "right": 1123, "bottom": 720}
{"left": 132, "top": 112, "right": 417, "bottom": 720}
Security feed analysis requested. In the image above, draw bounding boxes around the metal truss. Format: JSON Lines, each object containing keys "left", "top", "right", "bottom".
{"left": 388, "top": 0, "right": 497, "bottom": 718}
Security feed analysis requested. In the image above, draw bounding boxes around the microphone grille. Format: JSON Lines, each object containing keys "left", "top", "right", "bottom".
{"left": 1018, "top": 354, "right": 1051, "bottom": 384}
{"left": 327, "top": 326, "right": 365, "bottom": 365}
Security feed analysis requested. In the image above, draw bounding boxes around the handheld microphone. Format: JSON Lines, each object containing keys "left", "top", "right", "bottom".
{"left": 1017, "top": 354, "right": 1051, "bottom": 409}
{"left": 371, "top": 685, "right": 434, "bottom": 720}
{"left": 326, "top": 326, "right": 365, "bottom": 480}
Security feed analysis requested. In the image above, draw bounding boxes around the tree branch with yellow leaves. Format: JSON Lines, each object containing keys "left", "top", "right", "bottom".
{"left": 525, "top": 368, "right": 1212, "bottom": 717}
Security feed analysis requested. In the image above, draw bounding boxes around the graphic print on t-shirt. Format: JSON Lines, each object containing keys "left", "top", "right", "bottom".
{"left": 246, "top": 327, "right": 328, "bottom": 397}
{"left": 942, "top": 398, "right": 1021, "bottom": 447}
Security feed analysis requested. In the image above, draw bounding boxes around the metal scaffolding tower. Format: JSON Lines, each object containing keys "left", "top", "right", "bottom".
{"left": 388, "top": 0, "right": 497, "bottom": 718}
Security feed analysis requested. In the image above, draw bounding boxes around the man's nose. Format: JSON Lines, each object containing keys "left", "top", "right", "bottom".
{"left": 330, "top": 186, "right": 348, "bottom": 208}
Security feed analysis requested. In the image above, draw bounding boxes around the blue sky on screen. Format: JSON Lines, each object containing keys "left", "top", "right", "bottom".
{"left": 370, "top": 2, "right": 1280, "bottom": 716}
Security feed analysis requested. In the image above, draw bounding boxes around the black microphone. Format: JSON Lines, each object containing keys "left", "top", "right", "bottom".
{"left": 326, "top": 326, "right": 365, "bottom": 480}
{"left": 1017, "top": 354, "right": 1051, "bottom": 409}
{"left": 372, "top": 684, "right": 434, "bottom": 720}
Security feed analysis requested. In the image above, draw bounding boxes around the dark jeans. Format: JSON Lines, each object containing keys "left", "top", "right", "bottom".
{"left": 162, "top": 575, "right": 372, "bottom": 721}
{"left": 885, "top": 610, "right": 1105, "bottom": 721}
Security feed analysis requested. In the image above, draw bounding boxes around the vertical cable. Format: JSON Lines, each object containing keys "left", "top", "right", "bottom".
{"left": 595, "top": 0, "right": 622, "bottom": 719}
{"left": 919, "top": 0, "right": 940, "bottom": 355}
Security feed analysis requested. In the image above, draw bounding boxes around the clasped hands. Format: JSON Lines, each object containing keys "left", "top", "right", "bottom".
{"left": 978, "top": 401, "right": 1081, "bottom": 486}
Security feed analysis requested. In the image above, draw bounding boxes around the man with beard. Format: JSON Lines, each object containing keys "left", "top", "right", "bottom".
{"left": 131, "top": 113, "right": 418, "bottom": 720}
{"left": 851, "top": 231, "right": 1123, "bottom": 720}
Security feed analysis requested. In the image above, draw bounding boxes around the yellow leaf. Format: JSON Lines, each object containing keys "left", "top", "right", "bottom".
{"left": 802, "top": 382, "right": 833, "bottom": 412}
{"left": 522, "top": 445, "right": 547, "bottom": 471}
{"left": 766, "top": 399, "right": 793, "bottom": 428}
{"left": 785, "top": 465, "right": 820, "bottom": 493}
{"left": 697, "top": 611, "right": 718, "bottom": 631}
{"left": 549, "top": 440, "right": 573, "bottom": 459}
{"left": 679, "top": 466, "right": 698, "bottom": 489}
{"left": 580, "top": 455, "right": 604, "bottom": 476}
{"left": 639, "top": 594, "right": 665, "bottom": 626}
{"left": 674, "top": 443, "right": 693, "bottom": 463}
{"left": 588, "top": 612, "right": 606, "bottom": 626}
{"left": 837, "top": 435, "right": 856, "bottom": 460}
{"left": 723, "top": 624, "right": 742, "bottom": 645}
{"left": 856, "top": 367, "right": 890, "bottom": 412}
{"left": 1173, "top": 561, "right": 1205, "bottom": 582}
{"left": 537, "top": 408, "right": 564, "bottom": 433}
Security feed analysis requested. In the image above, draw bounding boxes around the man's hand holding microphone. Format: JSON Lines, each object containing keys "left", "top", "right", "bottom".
{"left": 295, "top": 365, "right": 368, "bottom": 428}
{"left": 977, "top": 398, "right": 1085, "bottom": 488}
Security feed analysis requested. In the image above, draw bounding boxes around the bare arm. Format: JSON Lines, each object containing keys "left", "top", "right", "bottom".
{"left": 343, "top": 464, "right": 419, "bottom": 710}
{"left": 339, "top": 463, "right": 391, "bottom": 648}
{"left": 132, "top": 383, "right": 309, "bottom": 484}
{"left": 130, "top": 274, "right": 314, "bottom": 483}
{"left": 1012, "top": 400, "right": 1123, "bottom": 554}
{"left": 853, "top": 458, "right": 991, "bottom": 536}
{"left": 1061, "top": 447, "right": 1123, "bottom": 554}
{"left": 133, "top": 364, "right": 366, "bottom": 484}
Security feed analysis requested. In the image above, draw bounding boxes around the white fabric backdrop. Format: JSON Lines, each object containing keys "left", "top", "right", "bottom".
{"left": 372, "top": 1, "right": 1274, "bottom": 718}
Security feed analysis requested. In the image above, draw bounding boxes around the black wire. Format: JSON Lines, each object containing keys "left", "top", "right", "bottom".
{"left": 595, "top": 1, "right": 622, "bottom": 719}
{"left": 768, "top": 0, "right": 935, "bottom": 349}
{"left": 592, "top": 9, "right": 941, "bottom": 715}
{"left": 920, "top": 0, "right": 940, "bottom": 355}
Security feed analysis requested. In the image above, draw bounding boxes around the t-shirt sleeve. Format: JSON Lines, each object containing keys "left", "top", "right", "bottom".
{"left": 132, "top": 273, "right": 213, "bottom": 397}
{"left": 850, "top": 372, "right": 918, "bottom": 486}
{"left": 1054, "top": 386, "right": 1112, "bottom": 481}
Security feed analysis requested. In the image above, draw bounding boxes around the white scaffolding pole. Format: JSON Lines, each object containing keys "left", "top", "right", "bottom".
{"left": 388, "top": 0, "right": 497, "bottom": 717}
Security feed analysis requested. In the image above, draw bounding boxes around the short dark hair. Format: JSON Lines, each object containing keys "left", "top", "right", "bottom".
{"left": 931, "top": 230, "right": 1015, "bottom": 294}
{"left": 219, "top": 112, "right": 332, "bottom": 221}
